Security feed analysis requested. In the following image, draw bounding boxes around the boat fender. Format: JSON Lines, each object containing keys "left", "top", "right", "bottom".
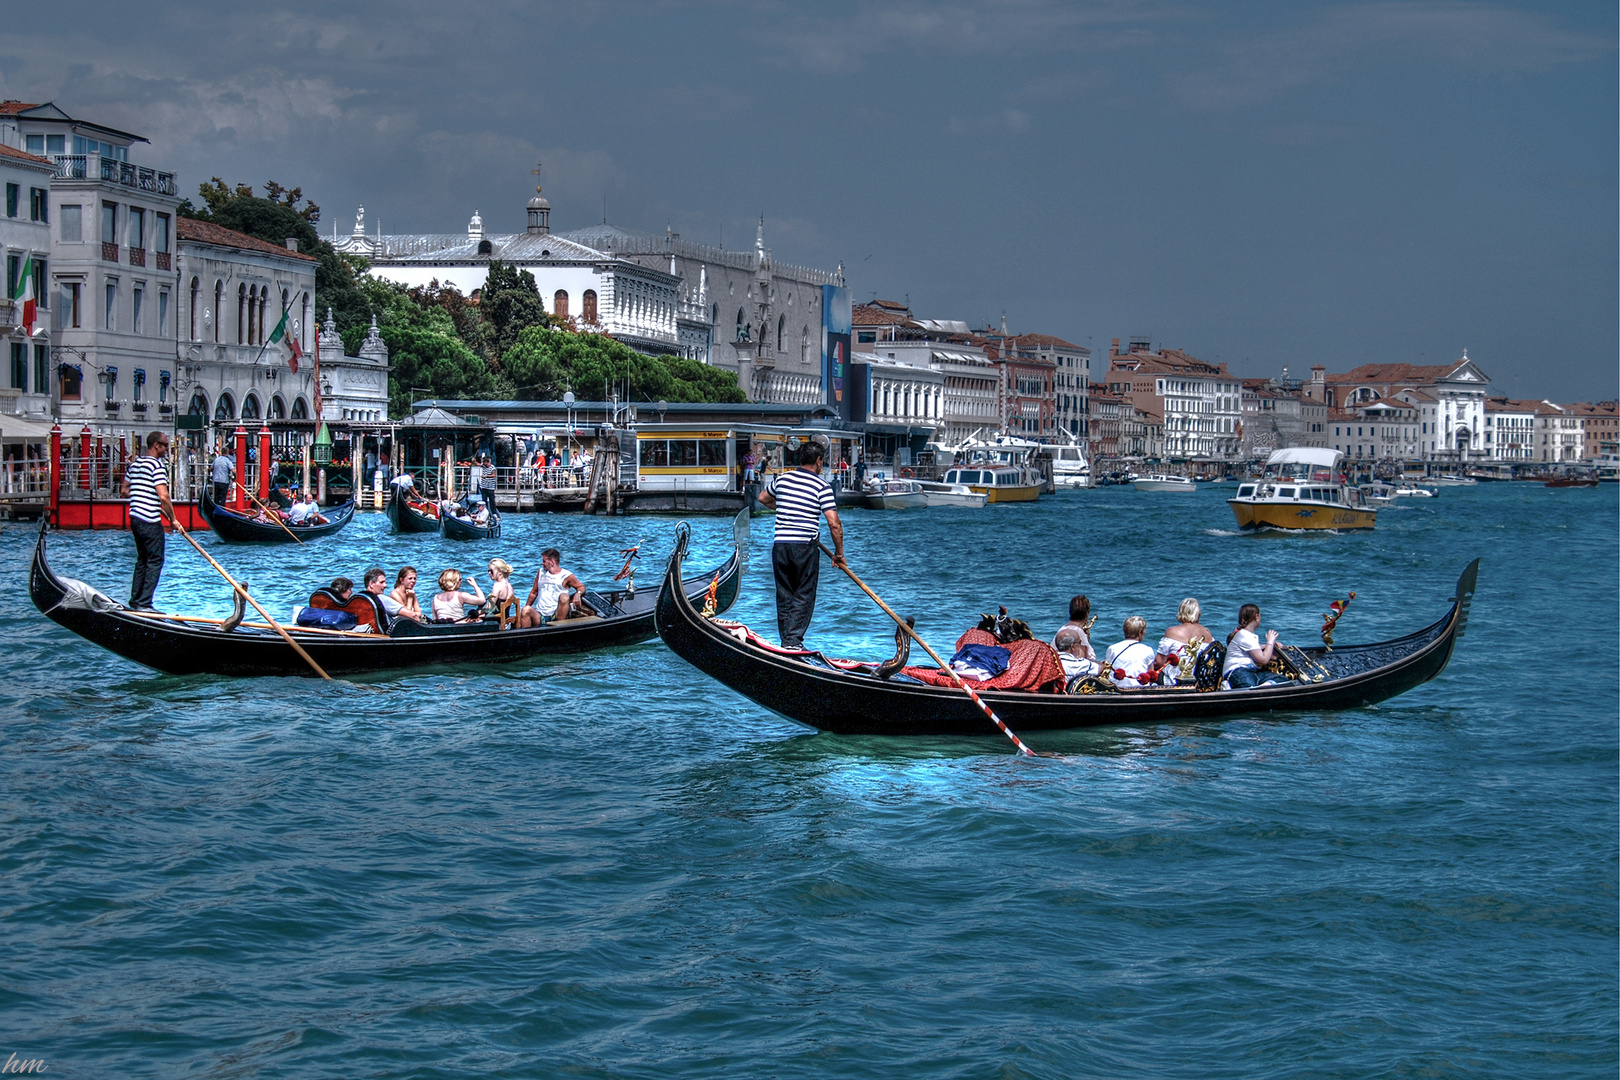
{"left": 221, "top": 583, "right": 249, "bottom": 633}
{"left": 876, "top": 616, "right": 915, "bottom": 680}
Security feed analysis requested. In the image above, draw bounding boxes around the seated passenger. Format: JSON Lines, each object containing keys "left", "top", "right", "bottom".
{"left": 364, "top": 566, "right": 421, "bottom": 624}
{"left": 1103, "top": 616, "right": 1160, "bottom": 689}
{"left": 471, "top": 502, "right": 491, "bottom": 525}
{"left": 431, "top": 568, "right": 486, "bottom": 622}
{"left": 390, "top": 566, "right": 424, "bottom": 621}
{"left": 1157, "top": 597, "right": 1216, "bottom": 685}
{"left": 522, "top": 547, "right": 586, "bottom": 626}
{"left": 288, "top": 493, "right": 328, "bottom": 526}
{"left": 484, "top": 558, "right": 517, "bottom": 623}
{"left": 328, "top": 577, "right": 354, "bottom": 604}
{"left": 1052, "top": 594, "right": 1097, "bottom": 664}
{"left": 1222, "top": 603, "right": 1290, "bottom": 689}
{"left": 1054, "top": 626, "right": 1100, "bottom": 684}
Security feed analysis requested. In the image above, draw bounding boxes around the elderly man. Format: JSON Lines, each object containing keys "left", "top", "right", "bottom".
{"left": 1103, "top": 616, "right": 1160, "bottom": 690}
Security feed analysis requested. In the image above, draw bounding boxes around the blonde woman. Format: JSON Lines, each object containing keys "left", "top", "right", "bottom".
{"left": 1156, "top": 598, "right": 1216, "bottom": 685}
{"left": 430, "top": 568, "right": 485, "bottom": 622}
{"left": 486, "top": 558, "right": 517, "bottom": 623}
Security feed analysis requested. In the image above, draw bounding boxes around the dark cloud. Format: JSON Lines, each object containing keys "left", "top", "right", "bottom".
{"left": 1, "top": 0, "right": 1613, "bottom": 398}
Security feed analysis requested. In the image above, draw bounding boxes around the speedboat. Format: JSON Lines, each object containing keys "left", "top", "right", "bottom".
{"left": 1050, "top": 443, "right": 1090, "bottom": 488}
{"left": 1132, "top": 474, "right": 1196, "bottom": 493}
{"left": 915, "top": 481, "right": 988, "bottom": 509}
{"left": 1394, "top": 485, "right": 1436, "bottom": 498}
{"left": 1428, "top": 474, "right": 1478, "bottom": 487}
{"left": 1360, "top": 482, "right": 1398, "bottom": 506}
{"left": 1228, "top": 447, "right": 1377, "bottom": 531}
{"left": 863, "top": 479, "right": 928, "bottom": 510}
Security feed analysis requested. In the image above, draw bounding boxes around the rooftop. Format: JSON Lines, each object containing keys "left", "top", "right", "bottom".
{"left": 178, "top": 218, "right": 317, "bottom": 263}
{"left": 0, "top": 143, "right": 54, "bottom": 168}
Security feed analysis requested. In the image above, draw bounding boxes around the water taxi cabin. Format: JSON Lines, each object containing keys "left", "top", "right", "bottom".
{"left": 1228, "top": 447, "right": 1377, "bottom": 530}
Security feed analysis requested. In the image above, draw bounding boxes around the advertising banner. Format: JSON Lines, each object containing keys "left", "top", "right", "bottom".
{"left": 821, "top": 285, "right": 853, "bottom": 422}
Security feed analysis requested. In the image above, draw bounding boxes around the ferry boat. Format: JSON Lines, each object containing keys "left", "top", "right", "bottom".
{"left": 1228, "top": 447, "right": 1377, "bottom": 531}
{"left": 941, "top": 432, "right": 1045, "bottom": 502}
{"left": 939, "top": 465, "right": 1042, "bottom": 503}
{"left": 1132, "top": 474, "right": 1196, "bottom": 493}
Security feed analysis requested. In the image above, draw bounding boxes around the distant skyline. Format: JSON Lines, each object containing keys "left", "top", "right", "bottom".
{"left": 5, "top": 1, "right": 1614, "bottom": 399}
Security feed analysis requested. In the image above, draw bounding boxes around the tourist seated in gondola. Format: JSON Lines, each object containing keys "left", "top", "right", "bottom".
{"left": 483, "top": 558, "right": 518, "bottom": 624}
{"left": 1156, "top": 598, "right": 1216, "bottom": 685}
{"left": 364, "top": 567, "right": 422, "bottom": 625}
{"left": 268, "top": 480, "right": 294, "bottom": 511}
{"left": 1222, "top": 603, "right": 1290, "bottom": 689}
{"left": 1103, "top": 616, "right": 1162, "bottom": 689}
{"left": 431, "top": 569, "right": 485, "bottom": 622}
{"left": 328, "top": 577, "right": 355, "bottom": 604}
{"left": 287, "top": 491, "right": 329, "bottom": 526}
{"left": 522, "top": 547, "right": 586, "bottom": 626}
{"left": 1054, "top": 626, "right": 1100, "bottom": 686}
{"left": 248, "top": 502, "right": 284, "bottom": 525}
{"left": 1053, "top": 595, "right": 1096, "bottom": 658}
{"left": 390, "top": 566, "right": 424, "bottom": 621}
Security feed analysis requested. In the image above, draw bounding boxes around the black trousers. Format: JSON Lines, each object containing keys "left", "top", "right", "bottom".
{"left": 213, "top": 481, "right": 229, "bottom": 505}
{"left": 130, "top": 517, "right": 166, "bottom": 609}
{"left": 480, "top": 486, "right": 496, "bottom": 514}
{"left": 772, "top": 541, "right": 820, "bottom": 649}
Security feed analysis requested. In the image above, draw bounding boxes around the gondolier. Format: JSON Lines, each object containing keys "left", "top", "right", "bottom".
{"left": 474, "top": 453, "right": 497, "bottom": 514}
{"left": 120, "top": 431, "right": 177, "bottom": 611}
{"left": 756, "top": 441, "right": 845, "bottom": 650}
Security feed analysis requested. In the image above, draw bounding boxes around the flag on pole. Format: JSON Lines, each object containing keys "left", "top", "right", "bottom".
{"left": 10, "top": 257, "right": 37, "bottom": 337}
{"left": 267, "top": 307, "right": 300, "bottom": 372}
{"left": 312, "top": 321, "right": 323, "bottom": 422}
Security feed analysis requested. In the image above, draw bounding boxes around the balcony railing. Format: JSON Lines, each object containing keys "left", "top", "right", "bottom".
{"left": 129, "top": 248, "right": 146, "bottom": 267}
{"left": 102, "top": 242, "right": 119, "bottom": 262}
{"left": 52, "top": 154, "right": 177, "bottom": 197}
{"left": 155, "top": 252, "right": 171, "bottom": 271}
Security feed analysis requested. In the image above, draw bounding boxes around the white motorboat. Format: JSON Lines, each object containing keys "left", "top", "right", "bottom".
{"left": 1229, "top": 448, "right": 1377, "bottom": 531}
{"left": 1132, "top": 474, "right": 1197, "bottom": 493}
{"left": 1050, "top": 441, "right": 1090, "bottom": 488}
{"left": 1360, "top": 482, "right": 1398, "bottom": 506}
{"left": 1395, "top": 486, "right": 1436, "bottom": 498}
{"left": 862, "top": 479, "right": 928, "bottom": 510}
{"left": 915, "top": 480, "right": 988, "bottom": 509}
{"left": 1428, "top": 474, "right": 1478, "bottom": 487}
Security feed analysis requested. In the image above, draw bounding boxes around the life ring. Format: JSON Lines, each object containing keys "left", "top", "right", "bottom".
{"left": 901, "top": 468, "right": 913, "bottom": 478}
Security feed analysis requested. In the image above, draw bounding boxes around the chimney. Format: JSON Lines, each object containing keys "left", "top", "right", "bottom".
{"left": 285, "top": 238, "right": 298, "bottom": 251}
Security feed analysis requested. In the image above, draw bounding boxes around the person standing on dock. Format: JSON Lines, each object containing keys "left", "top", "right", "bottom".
{"left": 120, "top": 431, "right": 177, "bottom": 612}
{"left": 756, "top": 441, "right": 845, "bottom": 650}
{"left": 210, "top": 445, "right": 233, "bottom": 506}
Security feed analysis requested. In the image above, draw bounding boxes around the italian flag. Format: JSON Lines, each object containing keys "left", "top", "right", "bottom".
{"left": 10, "top": 258, "right": 37, "bottom": 337}
{"left": 267, "top": 308, "right": 302, "bottom": 373}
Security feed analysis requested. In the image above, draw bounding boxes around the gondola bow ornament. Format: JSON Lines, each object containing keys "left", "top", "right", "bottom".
{"left": 1321, "top": 592, "right": 1355, "bottom": 649}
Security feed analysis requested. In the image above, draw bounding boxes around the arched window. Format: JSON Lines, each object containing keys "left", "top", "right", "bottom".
{"left": 291, "top": 396, "right": 309, "bottom": 420}
{"left": 215, "top": 392, "right": 235, "bottom": 421}
{"left": 237, "top": 283, "right": 247, "bottom": 344}
{"left": 777, "top": 314, "right": 785, "bottom": 351}
{"left": 189, "top": 277, "right": 200, "bottom": 340}
{"left": 711, "top": 303, "right": 718, "bottom": 326}
{"left": 213, "top": 280, "right": 223, "bottom": 342}
{"left": 582, "top": 289, "right": 598, "bottom": 324}
{"left": 188, "top": 390, "right": 208, "bottom": 419}
{"left": 281, "top": 288, "right": 289, "bottom": 337}
{"left": 241, "top": 393, "right": 260, "bottom": 420}
{"left": 257, "top": 287, "right": 267, "bottom": 344}
{"left": 553, "top": 290, "right": 569, "bottom": 320}
{"left": 801, "top": 325, "right": 809, "bottom": 363}
{"left": 270, "top": 395, "right": 286, "bottom": 419}
{"left": 301, "top": 292, "right": 310, "bottom": 354}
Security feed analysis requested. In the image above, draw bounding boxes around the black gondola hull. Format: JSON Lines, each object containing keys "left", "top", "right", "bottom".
{"left": 655, "top": 532, "right": 1477, "bottom": 736}
{"left": 200, "top": 488, "right": 356, "bottom": 542}
{"left": 386, "top": 495, "right": 442, "bottom": 534}
{"left": 442, "top": 512, "right": 501, "bottom": 541}
{"left": 31, "top": 525, "right": 740, "bottom": 678}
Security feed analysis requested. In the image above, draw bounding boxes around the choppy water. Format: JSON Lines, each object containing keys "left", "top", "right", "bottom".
{"left": 2, "top": 483, "right": 1615, "bottom": 1078}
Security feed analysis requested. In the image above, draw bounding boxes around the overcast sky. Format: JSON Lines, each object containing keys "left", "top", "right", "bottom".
{"left": 6, "top": 1, "right": 1614, "bottom": 399}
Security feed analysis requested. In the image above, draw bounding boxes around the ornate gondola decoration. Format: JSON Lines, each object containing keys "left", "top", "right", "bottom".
{"left": 199, "top": 487, "right": 355, "bottom": 543}
{"left": 1321, "top": 591, "right": 1355, "bottom": 648}
{"left": 654, "top": 527, "right": 1479, "bottom": 737}
{"left": 30, "top": 521, "right": 742, "bottom": 678}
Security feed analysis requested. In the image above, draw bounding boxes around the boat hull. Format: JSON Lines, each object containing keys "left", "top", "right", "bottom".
{"left": 917, "top": 483, "right": 988, "bottom": 509}
{"left": 973, "top": 483, "right": 1041, "bottom": 503}
{"left": 1132, "top": 479, "right": 1196, "bottom": 493}
{"left": 386, "top": 495, "right": 442, "bottom": 533}
{"left": 442, "top": 512, "right": 502, "bottom": 540}
{"left": 655, "top": 534, "right": 1477, "bottom": 736}
{"left": 200, "top": 489, "right": 356, "bottom": 542}
{"left": 1229, "top": 499, "right": 1377, "bottom": 531}
{"left": 30, "top": 522, "right": 742, "bottom": 678}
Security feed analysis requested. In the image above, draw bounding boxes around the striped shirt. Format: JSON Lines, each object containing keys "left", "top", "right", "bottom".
{"left": 771, "top": 467, "right": 835, "bottom": 544}
{"left": 127, "top": 455, "right": 168, "bottom": 524}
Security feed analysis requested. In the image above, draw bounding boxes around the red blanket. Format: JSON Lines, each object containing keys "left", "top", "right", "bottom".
{"left": 900, "top": 628, "right": 1066, "bottom": 693}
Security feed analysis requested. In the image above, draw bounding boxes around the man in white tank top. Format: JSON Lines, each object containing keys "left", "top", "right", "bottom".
{"left": 524, "top": 547, "right": 586, "bottom": 626}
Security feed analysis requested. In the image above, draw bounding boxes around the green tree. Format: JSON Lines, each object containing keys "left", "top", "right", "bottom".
{"left": 348, "top": 278, "right": 505, "bottom": 416}
{"left": 502, "top": 326, "right": 745, "bottom": 403}
{"left": 478, "top": 261, "right": 556, "bottom": 365}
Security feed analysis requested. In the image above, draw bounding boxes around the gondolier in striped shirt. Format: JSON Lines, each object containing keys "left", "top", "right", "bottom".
{"left": 756, "top": 440, "right": 845, "bottom": 650}
{"left": 119, "top": 430, "right": 177, "bottom": 611}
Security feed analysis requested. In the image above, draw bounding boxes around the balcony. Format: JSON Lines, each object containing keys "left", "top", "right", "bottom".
{"left": 52, "top": 154, "right": 177, "bottom": 197}
{"left": 129, "top": 248, "right": 146, "bottom": 267}
{"left": 155, "top": 252, "right": 171, "bottom": 271}
{"left": 102, "top": 242, "right": 119, "bottom": 262}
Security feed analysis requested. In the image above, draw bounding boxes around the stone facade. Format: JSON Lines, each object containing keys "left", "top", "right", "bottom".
{"left": 1308, "top": 354, "right": 1490, "bottom": 462}
{"left": 0, "top": 141, "right": 55, "bottom": 422}
{"left": 1107, "top": 338, "right": 1243, "bottom": 461}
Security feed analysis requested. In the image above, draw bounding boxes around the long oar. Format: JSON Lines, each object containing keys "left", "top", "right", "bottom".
{"left": 236, "top": 483, "right": 305, "bottom": 545}
{"left": 818, "top": 541, "right": 1036, "bottom": 757}
{"left": 168, "top": 514, "right": 333, "bottom": 681}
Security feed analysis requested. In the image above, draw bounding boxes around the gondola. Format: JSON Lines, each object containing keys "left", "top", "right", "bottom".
{"left": 30, "top": 515, "right": 745, "bottom": 678}
{"left": 386, "top": 492, "right": 442, "bottom": 533}
{"left": 655, "top": 527, "right": 1478, "bottom": 736}
{"left": 441, "top": 500, "right": 502, "bottom": 541}
{"left": 199, "top": 487, "right": 355, "bottom": 542}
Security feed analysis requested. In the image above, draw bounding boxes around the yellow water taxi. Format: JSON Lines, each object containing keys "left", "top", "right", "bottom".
{"left": 1228, "top": 448, "right": 1377, "bottom": 531}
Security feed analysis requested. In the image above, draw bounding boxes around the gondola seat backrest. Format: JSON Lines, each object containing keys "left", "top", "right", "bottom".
{"left": 308, "top": 588, "right": 390, "bottom": 633}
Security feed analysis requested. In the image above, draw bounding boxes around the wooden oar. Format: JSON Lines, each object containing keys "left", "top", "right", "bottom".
{"left": 235, "top": 483, "right": 304, "bottom": 545}
{"left": 167, "top": 515, "right": 333, "bottom": 680}
{"left": 818, "top": 541, "right": 1037, "bottom": 758}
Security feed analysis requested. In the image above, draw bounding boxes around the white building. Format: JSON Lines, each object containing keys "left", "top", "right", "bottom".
{"left": 332, "top": 180, "right": 843, "bottom": 405}
{"left": 857, "top": 338, "right": 998, "bottom": 447}
{"left": 1483, "top": 397, "right": 1536, "bottom": 462}
{"left": 0, "top": 141, "right": 55, "bottom": 423}
{"left": 857, "top": 355, "right": 944, "bottom": 437}
{"left": 175, "top": 217, "right": 318, "bottom": 442}
{"left": 315, "top": 310, "right": 390, "bottom": 424}
{"left": 1316, "top": 354, "right": 1490, "bottom": 462}
{"left": 1107, "top": 338, "right": 1244, "bottom": 461}
{"left": 1, "top": 101, "right": 181, "bottom": 443}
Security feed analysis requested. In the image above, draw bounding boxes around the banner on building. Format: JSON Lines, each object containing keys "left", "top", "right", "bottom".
{"left": 821, "top": 285, "right": 853, "bottom": 422}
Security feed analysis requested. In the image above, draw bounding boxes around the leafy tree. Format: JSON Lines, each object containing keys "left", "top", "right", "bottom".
{"left": 348, "top": 278, "right": 505, "bottom": 416}
{"left": 478, "top": 261, "right": 557, "bottom": 364}
{"left": 503, "top": 327, "right": 745, "bottom": 403}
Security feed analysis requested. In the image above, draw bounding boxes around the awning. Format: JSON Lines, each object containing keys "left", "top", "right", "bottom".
{"left": 0, "top": 414, "right": 57, "bottom": 440}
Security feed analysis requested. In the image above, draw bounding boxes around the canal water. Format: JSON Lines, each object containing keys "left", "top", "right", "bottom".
{"left": 3, "top": 483, "right": 1615, "bottom": 1078}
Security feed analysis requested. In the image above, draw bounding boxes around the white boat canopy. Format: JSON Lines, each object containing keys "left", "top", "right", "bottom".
{"left": 1265, "top": 447, "right": 1343, "bottom": 469}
